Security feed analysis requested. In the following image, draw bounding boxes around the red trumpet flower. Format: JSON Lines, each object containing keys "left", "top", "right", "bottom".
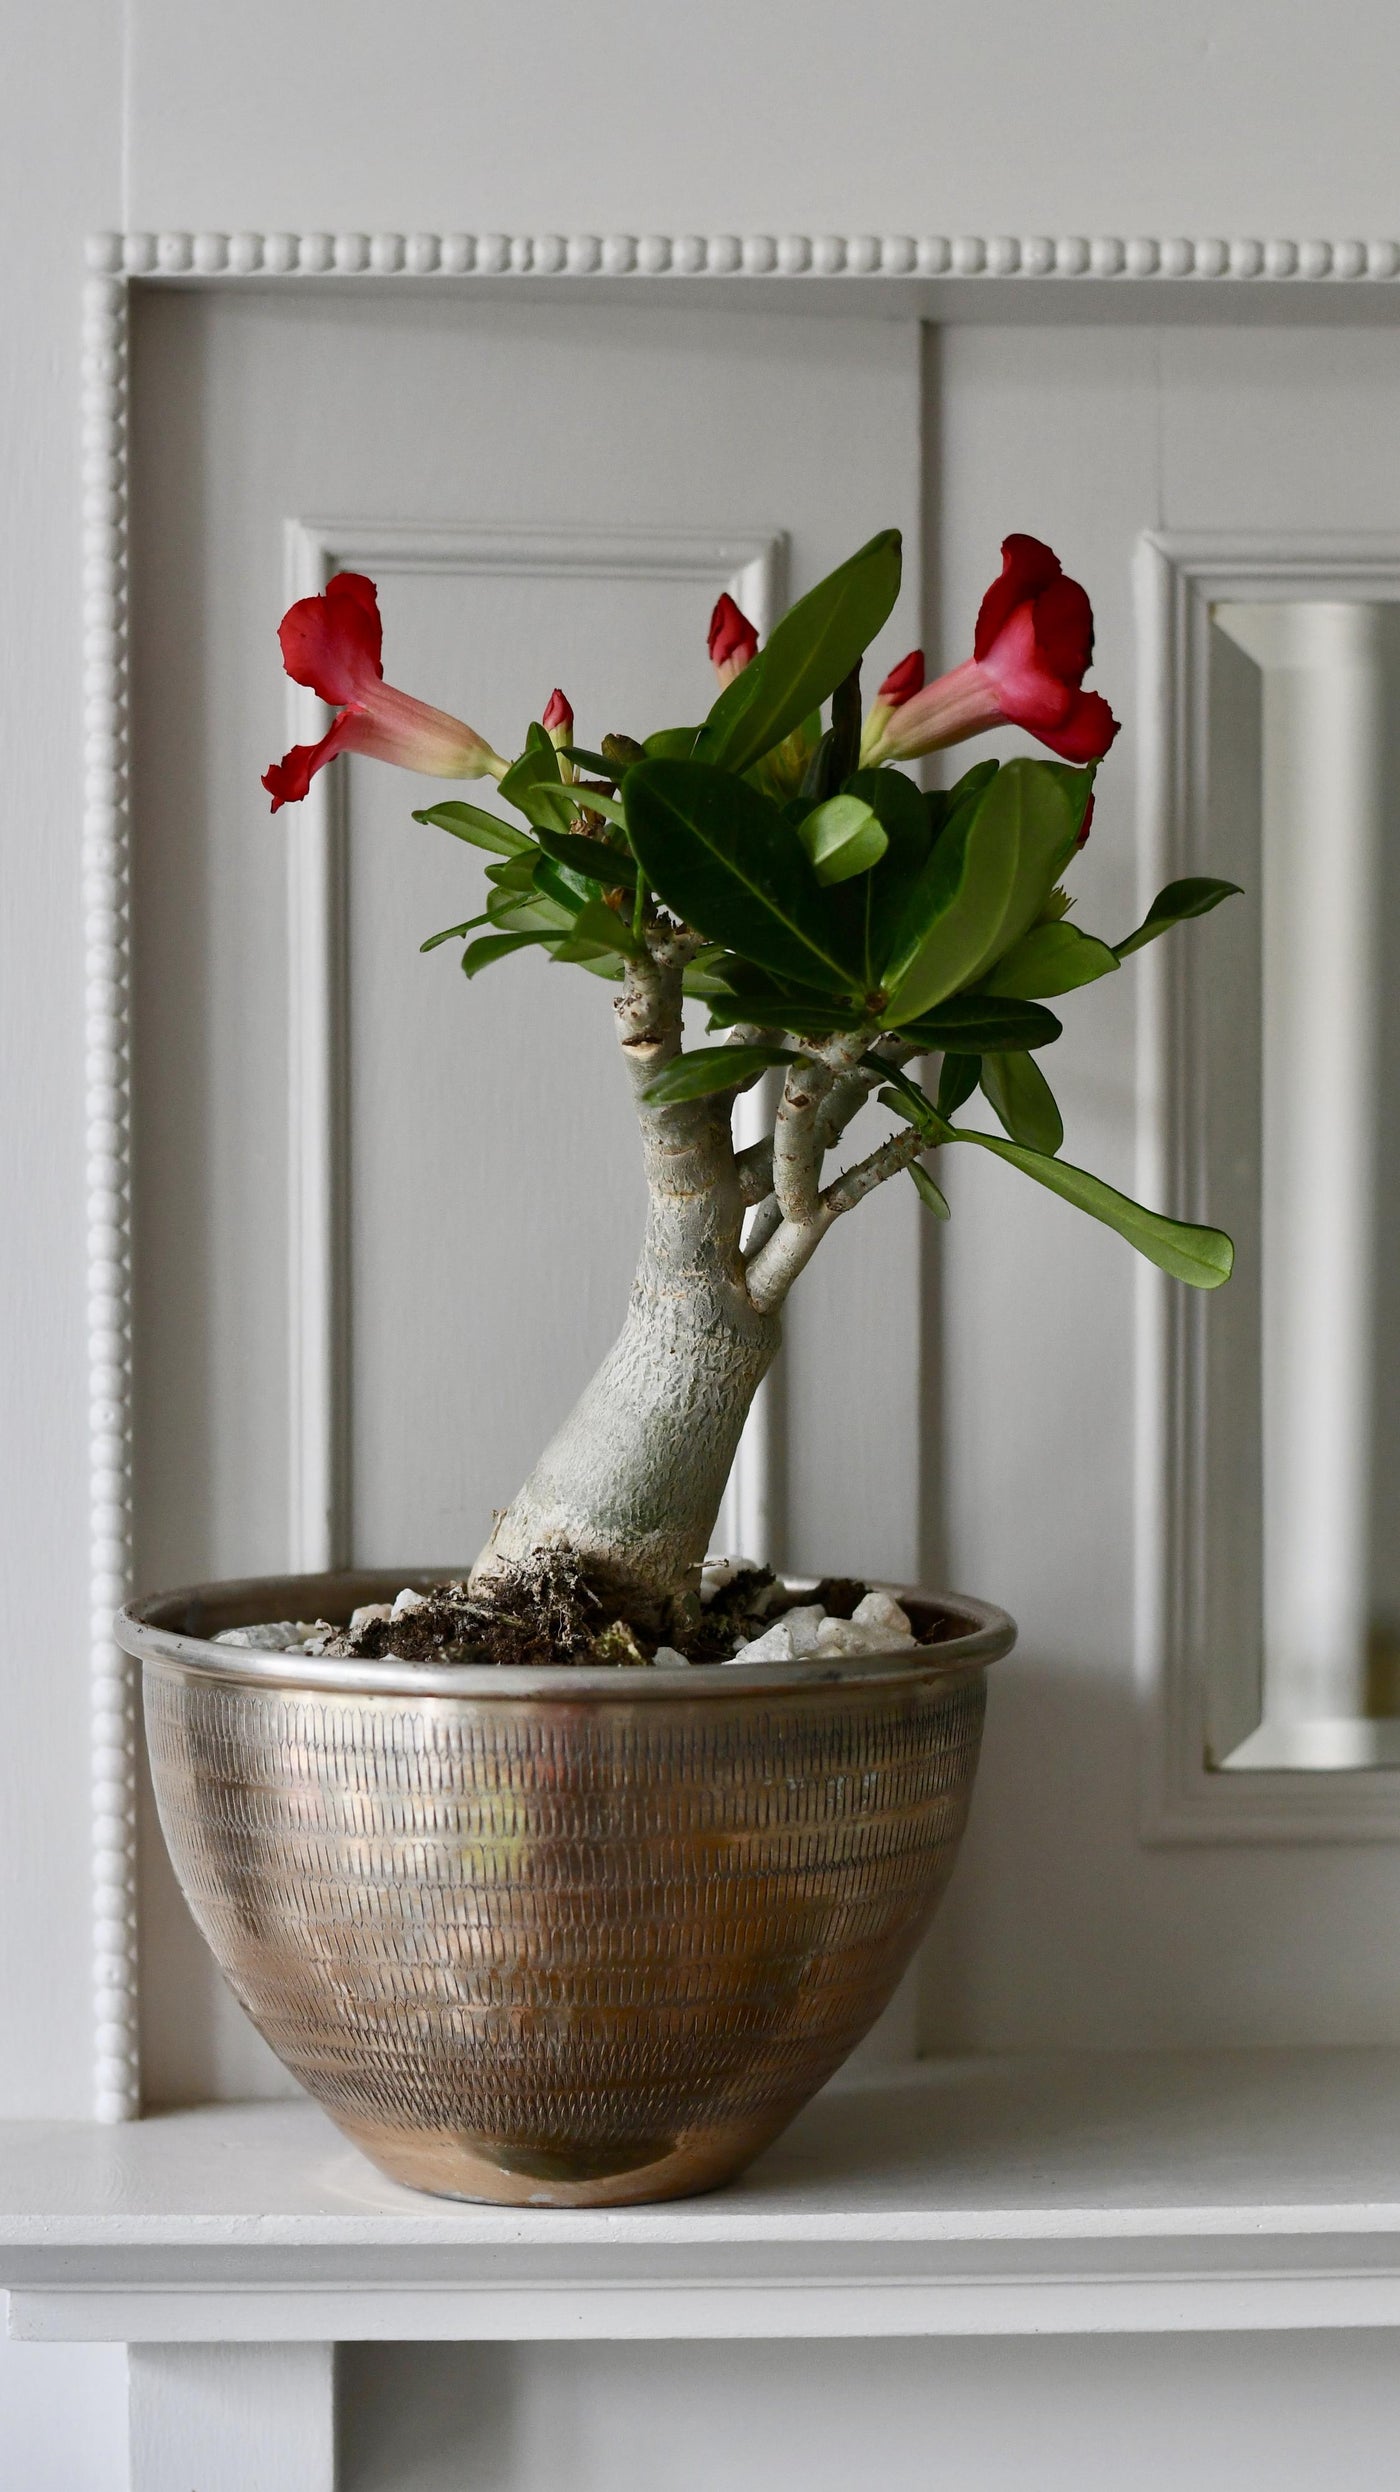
{"left": 262, "top": 572, "right": 504, "bottom": 812}
{"left": 863, "top": 536, "right": 1119, "bottom": 767}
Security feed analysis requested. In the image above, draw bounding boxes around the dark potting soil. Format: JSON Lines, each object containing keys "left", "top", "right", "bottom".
{"left": 317, "top": 1554, "right": 890, "bottom": 1669}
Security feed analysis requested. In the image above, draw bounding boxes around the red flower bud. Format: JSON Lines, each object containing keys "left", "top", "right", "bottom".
{"left": 877, "top": 649, "right": 926, "bottom": 707}
{"left": 708, "top": 592, "right": 759, "bottom": 687}
{"left": 542, "top": 688, "right": 573, "bottom": 736}
{"left": 262, "top": 572, "right": 503, "bottom": 811}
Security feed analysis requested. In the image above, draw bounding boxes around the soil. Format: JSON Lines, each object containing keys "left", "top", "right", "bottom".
{"left": 317, "top": 1553, "right": 898, "bottom": 1669}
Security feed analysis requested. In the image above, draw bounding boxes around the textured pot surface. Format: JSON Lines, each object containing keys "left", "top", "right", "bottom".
{"left": 119, "top": 1571, "right": 1014, "bottom": 2207}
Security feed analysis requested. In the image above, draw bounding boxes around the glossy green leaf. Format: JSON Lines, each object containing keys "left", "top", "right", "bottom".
{"left": 796, "top": 793, "right": 888, "bottom": 886}
{"left": 534, "top": 825, "right": 638, "bottom": 889}
{"left": 904, "top": 996, "right": 1062, "bottom": 1053}
{"left": 936, "top": 1052, "right": 981, "bottom": 1116}
{"left": 872, "top": 1057, "right": 948, "bottom": 1140}
{"left": 461, "top": 929, "right": 558, "bottom": 979}
{"left": 559, "top": 745, "right": 620, "bottom": 780}
{"left": 706, "top": 992, "right": 869, "bottom": 1035}
{"left": 881, "top": 760, "right": 1078, "bottom": 1022}
{"left": 980, "top": 1050, "right": 1064, "bottom": 1154}
{"left": 1114, "top": 877, "right": 1243, "bottom": 959}
{"left": 624, "top": 759, "right": 864, "bottom": 995}
{"left": 694, "top": 531, "right": 903, "bottom": 776}
{"left": 412, "top": 801, "right": 534, "bottom": 858}
{"left": 947, "top": 1128, "right": 1235, "bottom": 1288}
{"left": 569, "top": 895, "right": 648, "bottom": 961}
{"left": 419, "top": 909, "right": 493, "bottom": 953}
{"left": 982, "top": 921, "right": 1120, "bottom": 998}
{"left": 842, "top": 765, "right": 934, "bottom": 982}
{"left": 642, "top": 1042, "right": 799, "bottom": 1104}
{"left": 485, "top": 853, "right": 543, "bottom": 891}
{"left": 644, "top": 725, "right": 700, "bottom": 759}
{"left": 908, "top": 1161, "right": 951, "bottom": 1219}
{"left": 527, "top": 782, "right": 628, "bottom": 832}
{"left": 497, "top": 730, "right": 562, "bottom": 821}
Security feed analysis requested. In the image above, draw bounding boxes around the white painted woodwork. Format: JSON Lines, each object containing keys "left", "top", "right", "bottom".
{"left": 15, "top": 1, "right": 1400, "bottom": 2482}
{"left": 1222, "top": 602, "right": 1387, "bottom": 1726}
{"left": 14, "top": 2057, "right": 1400, "bottom": 2343}
{"left": 338, "top": 2334, "right": 1400, "bottom": 2492}
{"left": 128, "top": 2342, "right": 335, "bottom": 2492}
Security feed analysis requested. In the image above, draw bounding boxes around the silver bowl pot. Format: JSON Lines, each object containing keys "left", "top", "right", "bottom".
{"left": 118, "top": 1571, "right": 1014, "bottom": 2208}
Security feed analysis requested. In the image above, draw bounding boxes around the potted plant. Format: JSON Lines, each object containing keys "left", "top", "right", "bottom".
{"left": 119, "top": 528, "right": 1234, "bottom": 2206}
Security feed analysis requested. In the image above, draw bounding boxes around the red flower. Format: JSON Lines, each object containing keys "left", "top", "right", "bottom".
{"left": 865, "top": 537, "right": 1119, "bottom": 766}
{"left": 542, "top": 688, "right": 573, "bottom": 739}
{"left": 708, "top": 592, "right": 759, "bottom": 688}
{"left": 262, "top": 572, "right": 504, "bottom": 812}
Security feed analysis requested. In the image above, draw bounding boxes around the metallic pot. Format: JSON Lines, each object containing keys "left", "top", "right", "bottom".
{"left": 118, "top": 1571, "right": 1014, "bottom": 2208}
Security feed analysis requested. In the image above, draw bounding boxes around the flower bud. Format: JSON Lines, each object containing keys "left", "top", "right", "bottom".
{"left": 708, "top": 592, "right": 759, "bottom": 687}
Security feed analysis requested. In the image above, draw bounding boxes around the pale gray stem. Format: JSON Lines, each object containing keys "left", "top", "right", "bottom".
{"left": 772, "top": 1054, "right": 835, "bottom": 1223}
{"left": 821, "top": 1121, "right": 926, "bottom": 1215}
{"left": 472, "top": 949, "right": 779, "bottom": 1619}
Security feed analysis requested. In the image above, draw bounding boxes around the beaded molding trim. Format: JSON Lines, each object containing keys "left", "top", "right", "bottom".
{"left": 81, "top": 224, "right": 1400, "bottom": 2119}
{"left": 86, "top": 230, "right": 1400, "bottom": 281}
{"left": 82, "top": 272, "right": 140, "bottom": 2121}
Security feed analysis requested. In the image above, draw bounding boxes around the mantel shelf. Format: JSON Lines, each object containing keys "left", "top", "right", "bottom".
{"left": 7, "top": 2051, "right": 1400, "bottom": 2343}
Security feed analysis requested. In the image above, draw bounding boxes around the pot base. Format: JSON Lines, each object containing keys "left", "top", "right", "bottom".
{"left": 335, "top": 2108, "right": 786, "bottom": 2208}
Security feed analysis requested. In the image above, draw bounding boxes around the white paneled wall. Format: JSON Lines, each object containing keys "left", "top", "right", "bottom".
{"left": 11, "top": 3, "right": 1400, "bottom": 2486}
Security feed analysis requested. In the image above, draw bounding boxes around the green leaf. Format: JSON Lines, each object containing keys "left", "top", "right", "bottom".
{"left": 872, "top": 1057, "right": 948, "bottom": 1140}
{"left": 908, "top": 1161, "right": 951, "bottom": 1219}
{"left": 706, "top": 991, "right": 869, "bottom": 1036}
{"left": 419, "top": 909, "right": 494, "bottom": 953}
{"left": 461, "top": 929, "right": 558, "bottom": 979}
{"left": 569, "top": 894, "right": 648, "bottom": 961}
{"left": 497, "top": 732, "right": 562, "bottom": 822}
{"left": 1114, "top": 878, "right": 1243, "bottom": 959}
{"left": 533, "top": 854, "right": 596, "bottom": 915}
{"left": 843, "top": 766, "right": 934, "bottom": 983}
{"left": 558, "top": 745, "right": 619, "bottom": 780}
{"left": 947, "top": 1128, "right": 1235, "bottom": 1289}
{"left": 980, "top": 1050, "right": 1064, "bottom": 1154}
{"left": 624, "top": 759, "right": 864, "bottom": 995}
{"left": 534, "top": 825, "right": 639, "bottom": 890}
{"left": 694, "top": 531, "right": 903, "bottom": 776}
{"left": 525, "top": 782, "right": 628, "bottom": 833}
{"left": 904, "top": 996, "right": 1062, "bottom": 1053}
{"left": 644, "top": 725, "right": 700, "bottom": 759}
{"left": 796, "top": 793, "right": 888, "bottom": 886}
{"left": 937, "top": 1052, "right": 981, "bottom": 1116}
{"left": 881, "top": 760, "right": 1078, "bottom": 1022}
{"left": 982, "top": 921, "right": 1120, "bottom": 998}
{"left": 485, "top": 853, "right": 542, "bottom": 891}
{"left": 642, "top": 1042, "right": 798, "bottom": 1104}
{"left": 412, "top": 801, "right": 534, "bottom": 858}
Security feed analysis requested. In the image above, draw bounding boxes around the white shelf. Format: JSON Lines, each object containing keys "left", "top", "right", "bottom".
{"left": 7, "top": 2052, "right": 1400, "bottom": 2342}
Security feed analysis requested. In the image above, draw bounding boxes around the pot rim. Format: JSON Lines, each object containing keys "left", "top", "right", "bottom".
{"left": 116, "top": 1568, "right": 1016, "bottom": 1700}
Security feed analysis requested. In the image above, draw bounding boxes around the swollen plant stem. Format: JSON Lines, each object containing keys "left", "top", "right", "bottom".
{"left": 472, "top": 954, "right": 931, "bottom": 1615}
{"left": 472, "top": 950, "right": 779, "bottom": 1616}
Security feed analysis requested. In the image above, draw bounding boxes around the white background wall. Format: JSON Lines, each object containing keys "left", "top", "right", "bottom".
{"left": 10, "top": 3, "right": 1400, "bottom": 2484}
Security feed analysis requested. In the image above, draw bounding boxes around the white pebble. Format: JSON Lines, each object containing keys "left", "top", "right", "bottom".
{"left": 348, "top": 1602, "right": 394, "bottom": 1633}
{"left": 391, "top": 1586, "right": 429, "bottom": 1617}
{"left": 727, "top": 1621, "right": 796, "bottom": 1662}
{"left": 214, "top": 1620, "right": 317, "bottom": 1650}
{"left": 700, "top": 1556, "right": 761, "bottom": 1603}
{"left": 650, "top": 1644, "right": 692, "bottom": 1669}
{"left": 815, "top": 1616, "right": 912, "bottom": 1656}
{"left": 852, "top": 1591, "right": 914, "bottom": 1639}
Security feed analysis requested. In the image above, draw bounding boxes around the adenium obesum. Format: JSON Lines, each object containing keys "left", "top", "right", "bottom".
{"left": 262, "top": 571, "right": 505, "bottom": 811}
{"left": 861, "top": 535, "right": 1120, "bottom": 767}
{"left": 262, "top": 528, "right": 1232, "bottom": 1627}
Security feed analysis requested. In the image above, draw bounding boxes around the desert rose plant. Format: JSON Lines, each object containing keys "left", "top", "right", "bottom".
{"left": 264, "top": 530, "right": 1236, "bottom": 1637}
